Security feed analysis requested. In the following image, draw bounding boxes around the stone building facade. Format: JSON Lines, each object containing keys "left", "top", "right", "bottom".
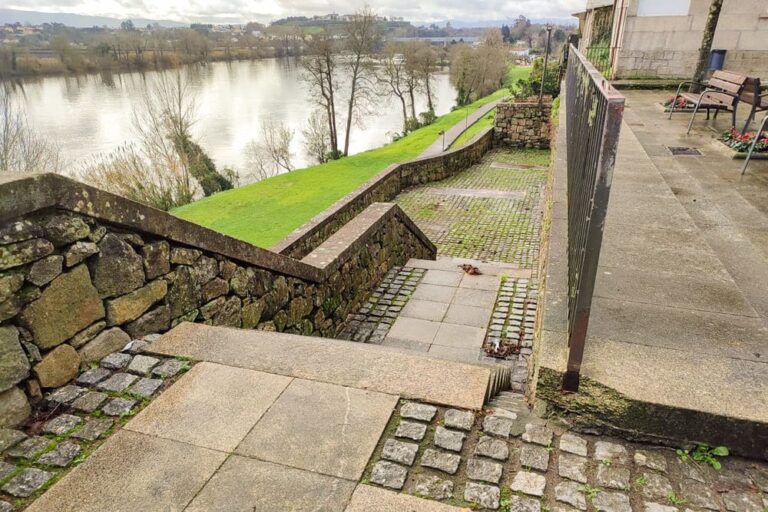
{"left": 575, "top": 0, "right": 768, "bottom": 80}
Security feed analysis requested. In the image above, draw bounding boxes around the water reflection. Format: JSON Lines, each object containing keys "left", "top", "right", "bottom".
{"left": 8, "top": 58, "right": 457, "bottom": 175}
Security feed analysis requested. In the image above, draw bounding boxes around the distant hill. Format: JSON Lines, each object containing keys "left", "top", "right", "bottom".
{"left": 0, "top": 8, "right": 186, "bottom": 28}
{"left": 416, "top": 18, "right": 578, "bottom": 28}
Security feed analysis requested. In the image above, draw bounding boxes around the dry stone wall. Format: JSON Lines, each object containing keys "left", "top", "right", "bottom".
{"left": 494, "top": 98, "right": 552, "bottom": 150}
{"left": 274, "top": 128, "right": 494, "bottom": 260}
{"left": 0, "top": 175, "right": 435, "bottom": 427}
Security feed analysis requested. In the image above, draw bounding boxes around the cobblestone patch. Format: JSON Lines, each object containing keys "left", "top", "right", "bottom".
{"left": 362, "top": 399, "right": 768, "bottom": 511}
{"left": 395, "top": 149, "right": 547, "bottom": 267}
{"left": 339, "top": 266, "right": 426, "bottom": 343}
{"left": 484, "top": 276, "right": 539, "bottom": 393}
{"left": 0, "top": 334, "right": 191, "bottom": 510}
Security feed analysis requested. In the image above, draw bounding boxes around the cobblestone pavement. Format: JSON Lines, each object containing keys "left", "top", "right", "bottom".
{"left": 395, "top": 149, "right": 548, "bottom": 268}
{"left": 363, "top": 398, "right": 768, "bottom": 512}
{"left": 484, "top": 277, "right": 539, "bottom": 392}
{"left": 339, "top": 266, "right": 425, "bottom": 343}
{"left": 0, "top": 334, "right": 190, "bottom": 510}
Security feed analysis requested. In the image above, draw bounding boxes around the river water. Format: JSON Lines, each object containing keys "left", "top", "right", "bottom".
{"left": 6, "top": 58, "right": 457, "bottom": 177}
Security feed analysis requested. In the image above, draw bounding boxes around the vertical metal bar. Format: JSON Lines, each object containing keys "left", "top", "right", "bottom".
{"left": 539, "top": 25, "right": 553, "bottom": 104}
{"left": 741, "top": 115, "right": 768, "bottom": 176}
{"left": 562, "top": 44, "right": 625, "bottom": 392}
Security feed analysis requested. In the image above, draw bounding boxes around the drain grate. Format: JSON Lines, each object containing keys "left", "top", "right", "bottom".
{"left": 667, "top": 146, "right": 702, "bottom": 156}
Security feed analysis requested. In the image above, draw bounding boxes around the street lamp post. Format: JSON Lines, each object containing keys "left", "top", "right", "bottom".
{"left": 439, "top": 130, "right": 446, "bottom": 151}
{"left": 539, "top": 25, "right": 553, "bottom": 105}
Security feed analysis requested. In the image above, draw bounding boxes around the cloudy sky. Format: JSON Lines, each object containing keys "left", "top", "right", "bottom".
{"left": 4, "top": 0, "right": 585, "bottom": 24}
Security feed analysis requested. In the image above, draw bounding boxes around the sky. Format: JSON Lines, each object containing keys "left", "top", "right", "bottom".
{"left": 3, "top": 0, "right": 585, "bottom": 24}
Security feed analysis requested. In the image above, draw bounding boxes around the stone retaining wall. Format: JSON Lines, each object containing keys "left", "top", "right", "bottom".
{"left": 273, "top": 128, "right": 494, "bottom": 259}
{"left": 494, "top": 98, "right": 552, "bottom": 150}
{"left": 0, "top": 174, "right": 435, "bottom": 427}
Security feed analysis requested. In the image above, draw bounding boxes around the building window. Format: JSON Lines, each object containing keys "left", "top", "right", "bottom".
{"left": 637, "top": 0, "right": 691, "bottom": 16}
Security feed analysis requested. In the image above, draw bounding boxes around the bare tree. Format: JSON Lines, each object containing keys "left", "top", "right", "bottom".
{"left": 449, "top": 31, "right": 507, "bottom": 106}
{"left": 80, "top": 143, "right": 197, "bottom": 211}
{"left": 302, "top": 33, "right": 340, "bottom": 158}
{"left": 301, "top": 110, "right": 330, "bottom": 164}
{"left": 402, "top": 41, "right": 423, "bottom": 121}
{"left": 0, "top": 87, "right": 62, "bottom": 174}
{"left": 341, "top": 8, "right": 380, "bottom": 156}
{"left": 243, "top": 119, "right": 294, "bottom": 182}
{"left": 377, "top": 43, "right": 410, "bottom": 133}
{"left": 410, "top": 41, "right": 438, "bottom": 113}
{"left": 449, "top": 44, "right": 479, "bottom": 106}
{"left": 81, "top": 70, "right": 232, "bottom": 209}
{"left": 132, "top": 70, "right": 233, "bottom": 196}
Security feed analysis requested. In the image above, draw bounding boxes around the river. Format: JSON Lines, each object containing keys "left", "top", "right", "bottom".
{"left": 5, "top": 58, "right": 458, "bottom": 178}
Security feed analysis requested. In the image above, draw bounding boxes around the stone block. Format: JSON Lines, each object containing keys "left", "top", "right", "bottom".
{"left": 64, "top": 241, "right": 99, "bottom": 267}
{"left": 27, "top": 255, "right": 63, "bottom": 286}
{"left": 0, "top": 387, "right": 32, "bottom": 428}
{"left": 21, "top": 265, "right": 105, "bottom": 350}
{"left": 34, "top": 344, "right": 80, "bottom": 388}
{"left": 91, "top": 234, "right": 145, "bottom": 299}
{"left": 141, "top": 241, "right": 170, "bottom": 279}
{"left": 78, "top": 327, "right": 130, "bottom": 363}
{"left": 126, "top": 305, "right": 171, "bottom": 338}
{"left": 43, "top": 215, "right": 90, "bottom": 246}
{"left": 370, "top": 460, "right": 407, "bottom": 489}
{"left": 0, "top": 238, "right": 54, "bottom": 271}
{"left": 105, "top": 279, "right": 167, "bottom": 326}
{"left": 0, "top": 326, "right": 30, "bottom": 392}
{"left": 69, "top": 321, "right": 106, "bottom": 349}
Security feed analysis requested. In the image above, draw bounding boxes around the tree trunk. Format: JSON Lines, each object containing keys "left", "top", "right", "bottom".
{"left": 425, "top": 78, "right": 434, "bottom": 113}
{"left": 399, "top": 96, "right": 408, "bottom": 133}
{"left": 343, "top": 58, "right": 362, "bottom": 156}
{"left": 408, "top": 85, "right": 416, "bottom": 120}
{"left": 690, "top": 0, "right": 724, "bottom": 93}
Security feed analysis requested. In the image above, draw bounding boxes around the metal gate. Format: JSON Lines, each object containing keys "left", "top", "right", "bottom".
{"left": 563, "top": 45, "right": 625, "bottom": 392}
{"left": 582, "top": 4, "right": 615, "bottom": 76}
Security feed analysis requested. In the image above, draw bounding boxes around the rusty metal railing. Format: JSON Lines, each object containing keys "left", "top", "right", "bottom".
{"left": 563, "top": 44, "right": 625, "bottom": 392}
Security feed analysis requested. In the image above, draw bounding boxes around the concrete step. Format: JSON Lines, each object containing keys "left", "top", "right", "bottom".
{"left": 149, "top": 323, "right": 495, "bottom": 410}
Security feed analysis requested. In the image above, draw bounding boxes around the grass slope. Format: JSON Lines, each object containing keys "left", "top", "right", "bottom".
{"left": 173, "top": 67, "right": 530, "bottom": 248}
{"left": 450, "top": 108, "right": 496, "bottom": 149}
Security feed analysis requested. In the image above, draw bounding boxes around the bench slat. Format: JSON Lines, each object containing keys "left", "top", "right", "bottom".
{"left": 712, "top": 70, "right": 749, "bottom": 85}
{"left": 708, "top": 78, "right": 743, "bottom": 95}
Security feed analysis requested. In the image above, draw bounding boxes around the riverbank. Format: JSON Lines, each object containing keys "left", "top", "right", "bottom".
{"left": 0, "top": 47, "right": 294, "bottom": 81}
{"left": 172, "top": 66, "right": 530, "bottom": 247}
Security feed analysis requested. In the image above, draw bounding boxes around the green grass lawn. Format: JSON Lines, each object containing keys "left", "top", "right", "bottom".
{"left": 173, "top": 67, "right": 531, "bottom": 248}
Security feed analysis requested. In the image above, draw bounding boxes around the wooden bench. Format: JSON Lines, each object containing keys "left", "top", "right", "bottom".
{"left": 667, "top": 70, "right": 749, "bottom": 134}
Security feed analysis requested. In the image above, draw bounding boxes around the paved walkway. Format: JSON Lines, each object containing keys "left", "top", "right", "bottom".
{"left": 26, "top": 324, "right": 493, "bottom": 512}
{"left": 27, "top": 325, "right": 768, "bottom": 512}
{"left": 420, "top": 97, "right": 507, "bottom": 157}
{"left": 341, "top": 148, "right": 548, "bottom": 389}
{"left": 541, "top": 89, "right": 768, "bottom": 454}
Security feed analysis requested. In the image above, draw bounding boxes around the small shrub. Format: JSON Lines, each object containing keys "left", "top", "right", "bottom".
{"left": 676, "top": 444, "right": 729, "bottom": 470}
{"left": 721, "top": 128, "right": 768, "bottom": 154}
{"left": 512, "top": 57, "right": 560, "bottom": 99}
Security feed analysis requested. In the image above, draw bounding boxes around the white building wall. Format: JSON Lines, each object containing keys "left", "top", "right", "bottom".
{"left": 612, "top": 0, "right": 768, "bottom": 80}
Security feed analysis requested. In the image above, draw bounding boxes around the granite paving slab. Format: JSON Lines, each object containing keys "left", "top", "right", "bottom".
{"left": 126, "top": 362, "right": 291, "bottom": 452}
{"left": 344, "top": 484, "right": 466, "bottom": 511}
{"left": 235, "top": 378, "right": 397, "bottom": 480}
{"left": 185, "top": 455, "right": 356, "bottom": 512}
{"left": 24, "top": 430, "right": 226, "bottom": 512}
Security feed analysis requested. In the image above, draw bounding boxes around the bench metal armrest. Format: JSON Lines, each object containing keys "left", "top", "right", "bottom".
{"left": 668, "top": 81, "right": 709, "bottom": 118}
